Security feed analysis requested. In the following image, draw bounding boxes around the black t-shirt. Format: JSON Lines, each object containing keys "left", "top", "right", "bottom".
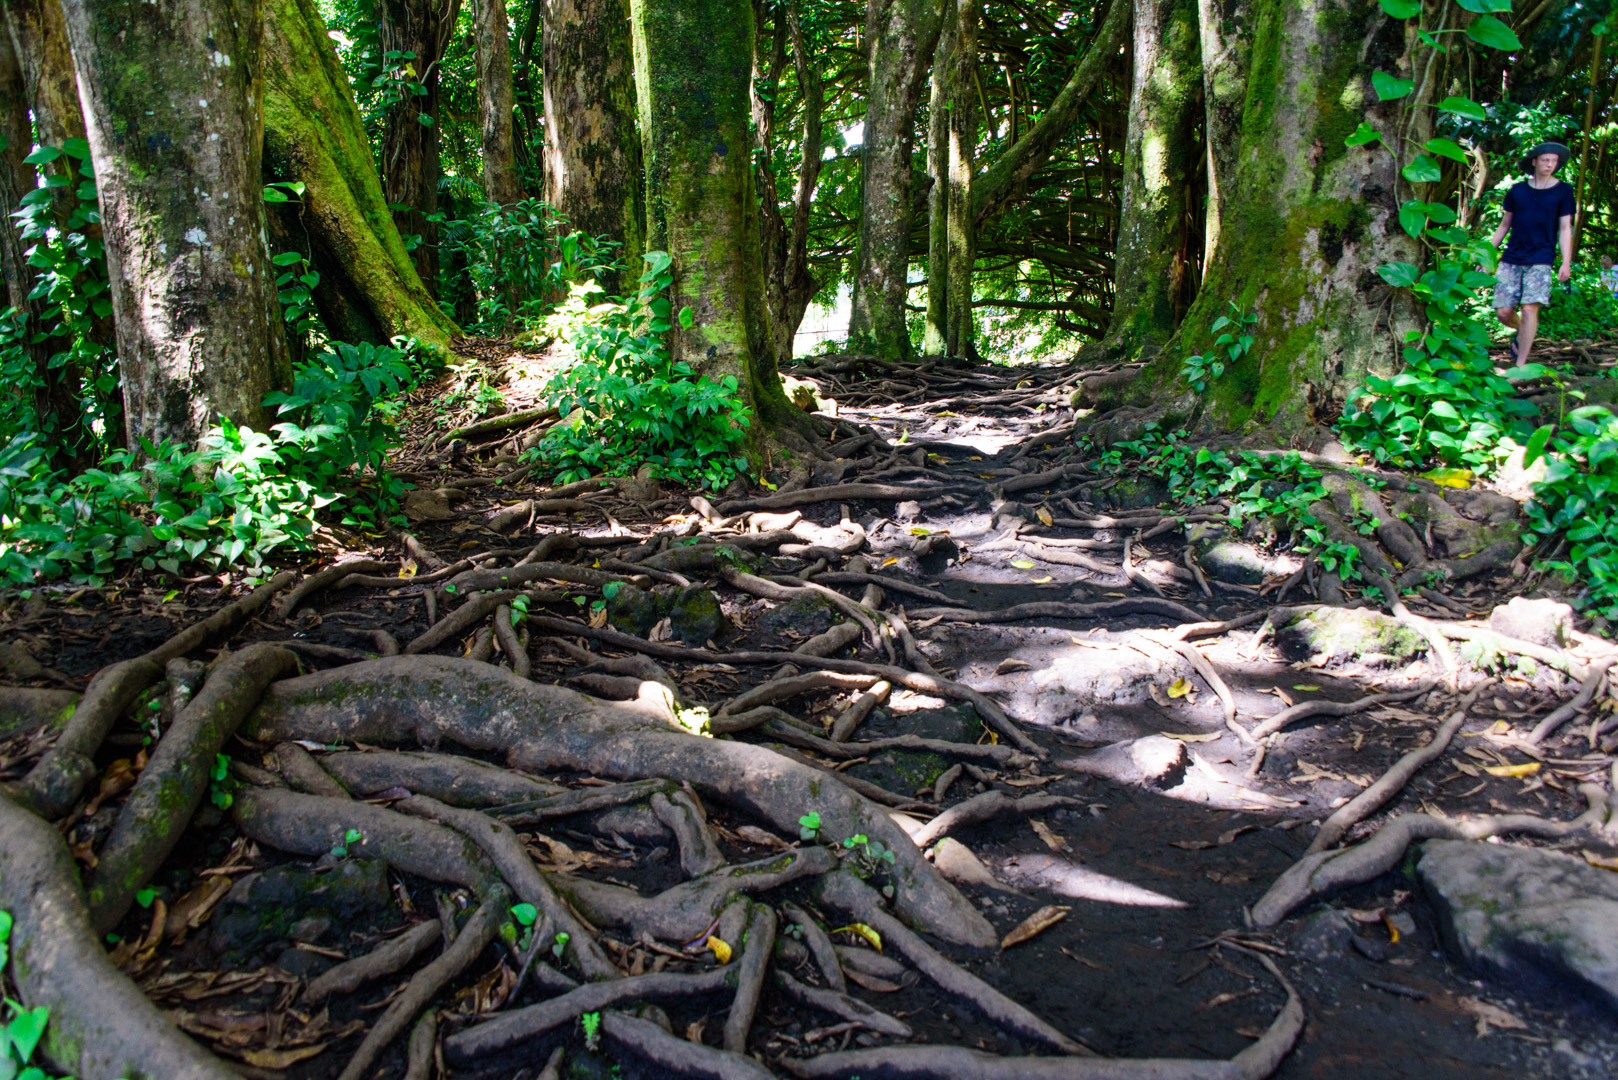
{"left": 1501, "top": 180, "right": 1575, "bottom": 266}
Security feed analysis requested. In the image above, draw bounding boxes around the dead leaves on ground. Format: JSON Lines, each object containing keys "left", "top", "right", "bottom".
{"left": 1000, "top": 905, "right": 1069, "bottom": 950}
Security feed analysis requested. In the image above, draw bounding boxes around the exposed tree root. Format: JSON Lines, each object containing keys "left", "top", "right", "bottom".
{"left": 718, "top": 671, "right": 885, "bottom": 717}
{"left": 88, "top": 643, "right": 299, "bottom": 933}
{"left": 602, "top": 1010, "right": 778, "bottom": 1080}
{"left": 782, "top": 901, "right": 846, "bottom": 993}
{"left": 723, "top": 902, "right": 778, "bottom": 1052}
{"left": 650, "top": 790, "right": 727, "bottom": 877}
{"left": 277, "top": 558, "right": 389, "bottom": 619}
{"left": 444, "top": 967, "right": 734, "bottom": 1061}
{"left": 0, "top": 794, "right": 238, "bottom": 1080}
{"left": 247, "top": 657, "right": 998, "bottom": 946}
{"left": 910, "top": 791, "right": 1084, "bottom": 848}
{"left": 304, "top": 918, "right": 441, "bottom": 1002}
{"left": 905, "top": 598, "right": 1205, "bottom": 626}
{"left": 780, "top": 954, "right": 1302, "bottom": 1079}
{"left": 336, "top": 886, "right": 509, "bottom": 1080}
{"left": 1249, "top": 683, "right": 1434, "bottom": 741}
{"left": 320, "top": 748, "right": 564, "bottom": 804}
{"left": 776, "top": 969, "right": 913, "bottom": 1038}
{"left": 1528, "top": 656, "right": 1616, "bottom": 744}
{"left": 815, "top": 872, "right": 1090, "bottom": 1055}
{"left": 273, "top": 740, "right": 351, "bottom": 798}
{"left": 1304, "top": 684, "right": 1486, "bottom": 856}
{"left": 1251, "top": 784, "right": 1615, "bottom": 928}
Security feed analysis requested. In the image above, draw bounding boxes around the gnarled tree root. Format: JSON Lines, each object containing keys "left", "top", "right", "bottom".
{"left": 1249, "top": 683, "right": 1434, "bottom": 741}
{"left": 602, "top": 1010, "right": 777, "bottom": 1080}
{"left": 0, "top": 794, "right": 238, "bottom": 1080}
{"left": 88, "top": 643, "right": 299, "bottom": 933}
{"left": 723, "top": 901, "right": 778, "bottom": 1052}
{"left": 246, "top": 657, "right": 997, "bottom": 947}
{"left": 305, "top": 919, "right": 442, "bottom": 1002}
{"left": 815, "top": 872, "right": 1089, "bottom": 1055}
{"left": 321, "top": 748, "right": 565, "bottom": 805}
{"left": 910, "top": 792, "right": 1084, "bottom": 849}
{"left": 775, "top": 970, "right": 912, "bottom": 1038}
{"left": 1251, "top": 785, "right": 1615, "bottom": 927}
{"left": 780, "top": 954, "right": 1302, "bottom": 1079}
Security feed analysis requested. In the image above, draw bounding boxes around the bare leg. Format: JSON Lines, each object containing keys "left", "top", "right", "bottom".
{"left": 1494, "top": 306, "right": 1520, "bottom": 331}
{"left": 1517, "top": 303, "right": 1541, "bottom": 363}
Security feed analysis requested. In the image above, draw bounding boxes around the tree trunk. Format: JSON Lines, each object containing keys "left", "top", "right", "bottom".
{"left": 846, "top": 0, "right": 944, "bottom": 360}
{"left": 0, "top": 18, "right": 86, "bottom": 467}
{"left": 544, "top": 0, "right": 644, "bottom": 299}
{"left": 753, "top": 0, "right": 825, "bottom": 365}
{"left": 1105, "top": 0, "right": 1202, "bottom": 357}
{"left": 942, "top": 0, "right": 979, "bottom": 359}
{"left": 473, "top": 0, "right": 521, "bottom": 206}
{"left": 1124, "top": 0, "right": 1421, "bottom": 437}
{"left": 630, "top": 0, "right": 799, "bottom": 443}
{"left": 379, "top": 0, "right": 457, "bottom": 289}
{"left": 262, "top": 0, "right": 459, "bottom": 354}
{"left": 58, "top": 0, "right": 288, "bottom": 450}
{"left": 2, "top": 0, "right": 83, "bottom": 209}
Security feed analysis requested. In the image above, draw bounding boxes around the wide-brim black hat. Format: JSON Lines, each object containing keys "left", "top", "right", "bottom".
{"left": 1522, "top": 141, "right": 1572, "bottom": 173}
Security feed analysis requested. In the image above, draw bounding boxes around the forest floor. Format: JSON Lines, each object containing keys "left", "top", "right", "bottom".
{"left": 4, "top": 338, "right": 1618, "bottom": 1080}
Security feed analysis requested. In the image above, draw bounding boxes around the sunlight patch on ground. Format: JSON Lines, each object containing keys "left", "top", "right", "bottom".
{"left": 993, "top": 853, "right": 1189, "bottom": 908}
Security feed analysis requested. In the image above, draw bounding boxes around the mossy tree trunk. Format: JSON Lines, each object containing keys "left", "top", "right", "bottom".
{"left": 1122, "top": 0, "right": 1424, "bottom": 438}
{"left": 846, "top": 0, "right": 944, "bottom": 361}
{"left": 1105, "top": 0, "right": 1203, "bottom": 358}
{"left": 58, "top": 0, "right": 288, "bottom": 450}
{"left": 545, "top": 0, "right": 644, "bottom": 299}
{"left": 3, "top": 0, "right": 83, "bottom": 218}
{"left": 473, "top": 0, "right": 521, "bottom": 206}
{"left": 922, "top": 0, "right": 980, "bottom": 360}
{"left": 752, "top": 0, "right": 825, "bottom": 365}
{"left": 378, "top": 0, "right": 457, "bottom": 289}
{"left": 262, "top": 0, "right": 459, "bottom": 354}
{"left": 630, "top": 0, "right": 800, "bottom": 445}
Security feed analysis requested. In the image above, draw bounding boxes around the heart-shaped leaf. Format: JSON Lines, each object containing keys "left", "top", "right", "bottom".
{"left": 1466, "top": 14, "right": 1521, "bottom": 51}
{"left": 1372, "top": 70, "right": 1414, "bottom": 101}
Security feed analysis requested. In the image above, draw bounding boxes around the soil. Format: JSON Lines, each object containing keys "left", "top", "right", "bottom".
{"left": 5, "top": 336, "right": 1618, "bottom": 1080}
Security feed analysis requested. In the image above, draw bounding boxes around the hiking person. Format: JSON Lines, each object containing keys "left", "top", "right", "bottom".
{"left": 1488, "top": 141, "right": 1575, "bottom": 365}
{"left": 1601, "top": 254, "right": 1618, "bottom": 299}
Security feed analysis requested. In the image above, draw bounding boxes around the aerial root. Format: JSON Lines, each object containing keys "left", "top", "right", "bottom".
{"left": 0, "top": 794, "right": 239, "bottom": 1080}
{"left": 1251, "top": 785, "right": 1615, "bottom": 927}
{"left": 1304, "top": 683, "right": 1487, "bottom": 856}
{"left": 814, "top": 872, "right": 1091, "bottom": 1056}
{"left": 335, "top": 885, "right": 510, "bottom": 1080}
{"left": 723, "top": 902, "right": 778, "bottom": 1053}
{"left": 1528, "top": 655, "right": 1616, "bottom": 744}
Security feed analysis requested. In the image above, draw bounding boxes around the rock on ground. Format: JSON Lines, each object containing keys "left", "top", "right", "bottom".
{"left": 1417, "top": 839, "right": 1618, "bottom": 1013}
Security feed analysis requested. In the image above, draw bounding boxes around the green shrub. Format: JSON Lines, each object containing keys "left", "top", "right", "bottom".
{"left": 528, "top": 251, "right": 752, "bottom": 491}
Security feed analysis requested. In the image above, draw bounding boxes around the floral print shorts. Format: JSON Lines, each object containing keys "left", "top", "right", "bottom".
{"left": 1492, "top": 263, "right": 1554, "bottom": 309}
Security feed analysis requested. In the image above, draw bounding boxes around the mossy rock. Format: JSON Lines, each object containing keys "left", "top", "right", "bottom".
{"left": 606, "top": 585, "right": 665, "bottom": 638}
{"left": 754, "top": 592, "right": 841, "bottom": 640}
{"left": 1102, "top": 475, "right": 1172, "bottom": 511}
{"left": 665, "top": 584, "right": 726, "bottom": 646}
{"left": 849, "top": 748, "right": 951, "bottom": 796}
{"left": 208, "top": 858, "right": 390, "bottom": 962}
{"left": 1197, "top": 540, "right": 1269, "bottom": 585}
{"left": 1276, "top": 607, "right": 1427, "bottom": 669}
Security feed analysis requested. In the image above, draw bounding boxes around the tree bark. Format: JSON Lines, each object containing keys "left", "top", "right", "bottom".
{"left": 58, "top": 0, "right": 288, "bottom": 450}
{"left": 846, "top": 0, "right": 945, "bottom": 360}
{"left": 544, "top": 0, "right": 644, "bottom": 299}
{"left": 1105, "top": 0, "right": 1202, "bottom": 357}
{"left": 630, "top": 0, "right": 800, "bottom": 444}
{"left": 1124, "top": 0, "right": 1421, "bottom": 437}
{"left": 752, "top": 0, "right": 825, "bottom": 365}
{"left": 922, "top": 0, "right": 980, "bottom": 359}
{"left": 473, "top": 0, "right": 522, "bottom": 206}
{"left": 379, "top": 0, "right": 457, "bottom": 289}
{"left": 262, "top": 0, "right": 460, "bottom": 353}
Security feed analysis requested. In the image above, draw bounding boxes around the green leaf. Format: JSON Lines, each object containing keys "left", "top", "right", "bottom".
{"left": 1377, "top": 261, "right": 1421, "bottom": 288}
{"left": 1424, "top": 137, "right": 1468, "bottom": 163}
{"left": 8, "top": 1005, "right": 49, "bottom": 1061}
{"left": 678, "top": 306, "right": 694, "bottom": 330}
{"left": 1466, "top": 15, "right": 1522, "bottom": 50}
{"left": 417, "top": 113, "right": 435, "bottom": 126}
{"left": 1379, "top": 0, "right": 1421, "bottom": 15}
{"left": 510, "top": 902, "right": 538, "bottom": 926}
{"left": 1401, "top": 155, "right": 1442, "bottom": 183}
{"left": 135, "top": 887, "right": 158, "bottom": 909}
{"left": 1437, "top": 95, "right": 1487, "bottom": 121}
{"left": 1455, "top": 0, "right": 1512, "bottom": 12}
{"left": 1344, "top": 122, "right": 1381, "bottom": 147}
{"left": 1372, "top": 70, "right": 1415, "bottom": 101}
{"left": 23, "top": 146, "right": 61, "bottom": 165}
{"left": 1522, "top": 424, "right": 1554, "bottom": 469}
{"left": 61, "top": 137, "right": 91, "bottom": 159}
{"left": 1398, "top": 202, "right": 1428, "bottom": 238}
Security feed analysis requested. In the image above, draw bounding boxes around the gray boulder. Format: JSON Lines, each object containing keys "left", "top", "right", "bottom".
{"left": 1417, "top": 839, "right": 1618, "bottom": 1013}
{"left": 1488, "top": 596, "right": 1574, "bottom": 648}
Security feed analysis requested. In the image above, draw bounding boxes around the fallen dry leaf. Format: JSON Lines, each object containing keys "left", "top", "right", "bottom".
{"left": 733, "top": 825, "right": 790, "bottom": 850}
{"left": 1030, "top": 819, "right": 1070, "bottom": 853}
{"left": 995, "top": 657, "right": 1033, "bottom": 674}
{"left": 1162, "top": 731, "right": 1220, "bottom": 743}
{"left": 167, "top": 876, "right": 234, "bottom": 943}
{"left": 1482, "top": 761, "right": 1539, "bottom": 778}
{"left": 1458, "top": 996, "right": 1526, "bottom": 1036}
{"left": 1167, "top": 677, "right": 1194, "bottom": 699}
{"left": 1035, "top": 507, "right": 1054, "bottom": 526}
{"left": 1582, "top": 849, "right": 1618, "bottom": 873}
{"left": 1169, "top": 825, "right": 1256, "bottom": 851}
{"left": 844, "top": 968, "right": 902, "bottom": 993}
{"left": 832, "top": 923, "right": 883, "bottom": 952}
{"left": 242, "top": 1044, "right": 328, "bottom": 1068}
{"left": 705, "top": 936, "right": 733, "bottom": 964}
{"left": 1000, "top": 905, "right": 1070, "bottom": 950}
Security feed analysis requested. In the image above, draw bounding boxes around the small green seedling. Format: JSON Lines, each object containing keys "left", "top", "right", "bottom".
{"left": 330, "top": 828, "right": 363, "bottom": 859}
{"left": 209, "top": 754, "right": 234, "bottom": 811}
{"left": 798, "top": 812, "right": 821, "bottom": 842}
{"left": 580, "top": 1010, "right": 602, "bottom": 1051}
{"left": 552, "top": 931, "right": 571, "bottom": 960}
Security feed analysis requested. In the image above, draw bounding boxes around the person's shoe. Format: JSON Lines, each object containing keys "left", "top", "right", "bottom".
{"left": 1509, "top": 333, "right": 1521, "bottom": 361}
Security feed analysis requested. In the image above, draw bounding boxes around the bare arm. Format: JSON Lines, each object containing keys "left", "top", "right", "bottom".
{"left": 1558, "top": 215, "right": 1574, "bottom": 281}
{"left": 1489, "top": 211, "right": 1513, "bottom": 253}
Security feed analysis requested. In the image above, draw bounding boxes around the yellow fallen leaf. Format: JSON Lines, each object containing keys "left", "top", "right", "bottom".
{"left": 1482, "top": 761, "right": 1539, "bottom": 777}
{"left": 1582, "top": 849, "right": 1618, "bottom": 873}
{"left": 1381, "top": 913, "right": 1401, "bottom": 944}
{"left": 1162, "top": 731, "right": 1220, "bottom": 742}
{"left": 243, "top": 1045, "right": 328, "bottom": 1068}
{"left": 1031, "top": 819, "right": 1069, "bottom": 851}
{"left": 1035, "top": 507, "right": 1054, "bottom": 526}
{"left": 1030, "top": 575, "right": 1053, "bottom": 584}
{"left": 398, "top": 558, "right": 418, "bottom": 578}
{"left": 1421, "top": 467, "right": 1474, "bottom": 490}
{"left": 979, "top": 473, "right": 998, "bottom": 479}
{"left": 910, "top": 527, "right": 931, "bottom": 536}
{"left": 705, "top": 936, "right": 733, "bottom": 964}
{"left": 1486, "top": 720, "right": 1510, "bottom": 734}
{"left": 1000, "top": 905, "right": 1070, "bottom": 949}
{"left": 1292, "top": 685, "right": 1321, "bottom": 692}
{"left": 1010, "top": 558, "right": 1036, "bottom": 569}
{"left": 882, "top": 557, "right": 900, "bottom": 567}
{"left": 1167, "top": 678, "right": 1193, "bottom": 699}
{"left": 832, "top": 923, "right": 883, "bottom": 952}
